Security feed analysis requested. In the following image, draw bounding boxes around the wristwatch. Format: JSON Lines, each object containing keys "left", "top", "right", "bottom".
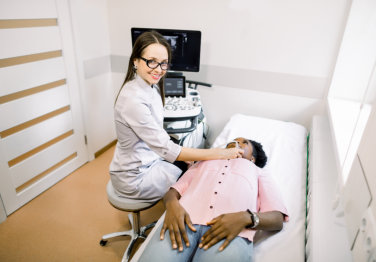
{"left": 246, "top": 209, "right": 260, "bottom": 229}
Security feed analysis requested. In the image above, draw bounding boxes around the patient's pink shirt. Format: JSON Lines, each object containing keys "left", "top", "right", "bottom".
{"left": 172, "top": 158, "right": 289, "bottom": 241}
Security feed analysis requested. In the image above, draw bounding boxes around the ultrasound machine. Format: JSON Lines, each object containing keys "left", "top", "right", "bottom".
{"left": 164, "top": 75, "right": 201, "bottom": 118}
{"left": 131, "top": 28, "right": 210, "bottom": 148}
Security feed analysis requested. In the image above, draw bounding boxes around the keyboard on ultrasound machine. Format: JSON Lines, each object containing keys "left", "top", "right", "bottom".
{"left": 163, "top": 88, "right": 202, "bottom": 118}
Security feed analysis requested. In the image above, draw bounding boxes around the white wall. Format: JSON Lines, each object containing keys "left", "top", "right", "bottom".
{"left": 108, "top": 0, "right": 351, "bottom": 99}
{"left": 199, "top": 85, "right": 324, "bottom": 145}
{"left": 69, "top": 0, "right": 117, "bottom": 159}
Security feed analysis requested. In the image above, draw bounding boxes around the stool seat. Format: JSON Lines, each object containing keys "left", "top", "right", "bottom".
{"left": 106, "top": 180, "right": 158, "bottom": 211}
{"left": 100, "top": 180, "right": 159, "bottom": 262}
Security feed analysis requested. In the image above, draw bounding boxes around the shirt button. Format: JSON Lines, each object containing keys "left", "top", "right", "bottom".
{"left": 214, "top": 192, "right": 217, "bottom": 194}
{"left": 210, "top": 206, "right": 213, "bottom": 209}
{"left": 225, "top": 166, "right": 228, "bottom": 168}
{"left": 222, "top": 173, "right": 225, "bottom": 175}
{"left": 219, "top": 181, "right": 222, "bottom": 184}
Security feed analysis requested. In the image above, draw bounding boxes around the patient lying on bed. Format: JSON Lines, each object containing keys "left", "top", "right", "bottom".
{"left": 138, "top": 137, "right": 289, "bottom": 262}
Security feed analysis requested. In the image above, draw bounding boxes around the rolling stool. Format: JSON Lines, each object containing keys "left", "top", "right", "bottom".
{"left": 100, "top": 180, "right": 159, "bottom": 262}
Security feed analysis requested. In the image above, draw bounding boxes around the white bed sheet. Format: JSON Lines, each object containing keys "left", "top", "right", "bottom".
{"left": 132, "top": 113, "right": 307, "bottom": 262}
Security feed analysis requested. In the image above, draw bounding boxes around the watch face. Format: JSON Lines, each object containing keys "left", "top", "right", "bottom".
{"left": 252, "top": 213, "right": 260, "bottom": 228}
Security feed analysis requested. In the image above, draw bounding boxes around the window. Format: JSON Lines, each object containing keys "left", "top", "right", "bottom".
{"left": 327, "top": 0, "right": 376, "bottom": 184}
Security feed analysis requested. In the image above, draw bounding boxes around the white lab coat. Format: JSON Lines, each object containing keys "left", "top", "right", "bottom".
{"left": 110, "top": 75, "right": 182, "bottom": 202}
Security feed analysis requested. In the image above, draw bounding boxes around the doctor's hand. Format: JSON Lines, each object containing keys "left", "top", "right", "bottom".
{"left": 199, "top": 211, "right": 250, "bottom": 251}
{"left": 216, "top": 148, "right": 244, "bottom": 159}
{"left": 160, "top": 191, "right": 196, "bottom": 252}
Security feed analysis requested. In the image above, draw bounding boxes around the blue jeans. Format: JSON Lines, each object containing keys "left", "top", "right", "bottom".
{"left": 138, "top": 223, "right": 254, "bottom": 262}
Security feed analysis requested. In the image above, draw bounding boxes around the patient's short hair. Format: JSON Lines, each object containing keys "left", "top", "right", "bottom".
{"left": 249, "top": 139, "right": 267, "bottom": 168}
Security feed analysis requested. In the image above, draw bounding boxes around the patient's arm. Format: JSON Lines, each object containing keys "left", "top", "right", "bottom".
{"left": 199, "top": 211, "right": 284, "bottom": 251}
{"left": 159, "top": 188, "right": 196, "bottom": 252}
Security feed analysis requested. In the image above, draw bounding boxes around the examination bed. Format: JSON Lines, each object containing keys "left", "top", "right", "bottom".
{"left": 131, "top": 113, "right": 308, "bottom": 261}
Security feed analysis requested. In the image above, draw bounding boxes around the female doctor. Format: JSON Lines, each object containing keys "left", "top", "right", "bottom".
{"left": 109, "top": 31, "right": 243, "bottom": 202}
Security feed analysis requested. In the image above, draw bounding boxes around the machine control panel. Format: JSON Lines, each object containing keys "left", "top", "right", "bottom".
{"left": 163, "top": 75, "right": 202, "bottom": 119}
{"left": 163, "top": 89, "right": 202, "bottom": 118}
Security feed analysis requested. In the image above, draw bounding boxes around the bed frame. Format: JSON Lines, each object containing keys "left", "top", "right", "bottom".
{"left": 305, "top": 116, "right": 352, "bottom": 262}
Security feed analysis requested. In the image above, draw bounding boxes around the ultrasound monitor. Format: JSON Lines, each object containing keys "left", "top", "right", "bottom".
{"left": 164, "top": 76, "right": 186, "bottom": 97}
{"left": 131, "top": 28, "right": 201, "bottom": 72}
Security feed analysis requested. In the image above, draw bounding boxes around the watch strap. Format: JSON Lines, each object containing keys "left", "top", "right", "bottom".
{"left": 246, "top": 209, "right": 259, "bottom": 229}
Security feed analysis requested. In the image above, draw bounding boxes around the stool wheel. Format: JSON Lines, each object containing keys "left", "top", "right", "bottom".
{"left": 99, "top": 239, "right": 108, "bottom": 246}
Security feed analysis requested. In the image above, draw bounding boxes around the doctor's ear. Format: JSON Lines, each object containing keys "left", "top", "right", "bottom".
{"left": 251, "top": 157, "right": 256, "bottom": 163}
{"left": 133, "top": 59, "right": 138, "bottom": 70}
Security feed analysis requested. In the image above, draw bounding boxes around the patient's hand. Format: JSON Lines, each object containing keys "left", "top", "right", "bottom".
{"left": 160, "top": 190, "right": 196, "bottom": 252}
{"left": 199, "top": 212, "right": 250, "bottom": 251}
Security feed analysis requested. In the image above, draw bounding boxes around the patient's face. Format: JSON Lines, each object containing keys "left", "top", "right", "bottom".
{"left": 226, "top": 137, "right": 255, "bottom": 162}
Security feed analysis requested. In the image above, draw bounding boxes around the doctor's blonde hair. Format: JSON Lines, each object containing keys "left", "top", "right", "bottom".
{"left": 115, "top": 31, "right": 172, "bottom": 105}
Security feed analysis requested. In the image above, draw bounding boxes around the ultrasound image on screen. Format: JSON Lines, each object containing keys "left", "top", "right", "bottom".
{"left": 131, "top": 28, "right": 201, "bottom": 72}
{"left": 164, "top": 35, "right": 180, "bottom": 54}
{"left": 164, "top": 34, "right": 186, "bottom": 59}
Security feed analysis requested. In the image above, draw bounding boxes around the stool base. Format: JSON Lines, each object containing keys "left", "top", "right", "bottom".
{"left": 100, "top": 213, "right": 156, "bottom": 262}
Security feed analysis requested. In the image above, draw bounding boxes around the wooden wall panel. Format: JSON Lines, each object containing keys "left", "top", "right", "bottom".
{"left": 2, "top": 111, "right": 73, "bottom": 161}
{"left": 16, "top": 153, "right": 77, "bottom": 193}
{"left": 0, "top": 0, "right": 57, "bottom": 19}
{"left": 0, "top": 79, "right": 66, "bottom": 104}
{"left": 8, "top": 130, "right": 73, "bottom": 167}
{"left": 0, "top": 85, "right": 70, "bottom": 132}
{"left": 0, "top": 58, "right": 65, "bottom": 96}
{"left": 0, "top": 27, "right": 61, "bottom": 59}
{"left": 0, "top": 50, "right": 62, "bottom": 68}
{"left": 0, "top": 19, "right": 57, "bottom": 29}
{"left": 10, "top": 134, "right": 76, "bottom": 188}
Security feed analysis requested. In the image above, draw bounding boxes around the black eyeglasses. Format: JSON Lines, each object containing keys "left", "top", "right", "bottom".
{"left": 140, "top": 57, "right": 169, "bottom": 70}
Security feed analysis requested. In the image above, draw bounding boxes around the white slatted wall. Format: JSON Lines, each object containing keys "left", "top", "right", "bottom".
{"left": 0, "top": 0, "right": 88, "bottom": 215}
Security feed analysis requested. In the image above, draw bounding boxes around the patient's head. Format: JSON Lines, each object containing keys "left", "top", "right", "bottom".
{"left": 226, "top": 137, "right": 267, "bottom": 168}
